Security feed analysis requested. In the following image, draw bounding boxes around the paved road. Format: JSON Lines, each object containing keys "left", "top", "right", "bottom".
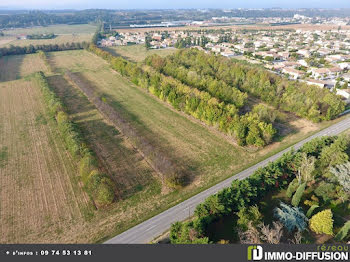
{"left": 105, "top": 116, "right": 350, "bottom": 244}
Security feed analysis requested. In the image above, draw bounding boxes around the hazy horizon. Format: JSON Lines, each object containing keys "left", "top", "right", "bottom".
{"left": 0, "top": 0, "right": 349, "bottom": 10}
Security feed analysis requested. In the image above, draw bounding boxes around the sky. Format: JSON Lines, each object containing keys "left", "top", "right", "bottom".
{"left": 0, "top": 0, "right": 350, "bottom": 10}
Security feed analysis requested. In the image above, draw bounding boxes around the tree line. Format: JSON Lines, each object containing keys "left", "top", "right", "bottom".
{"left": 87, "top": 43, "right": 276, "bottom": 147}
{"left": 161, "top": 49, "right": 345, "bottom": 123}
{"left": 169, "top": 135, "right": 350, "bottom": 243}
{"left": 0, "top": 41, "right": 89, "bottom": 57}
{"left": 27, "top": 33, "right": 56, "bottom": 39}
{"left": 145, "top": 54, "right": 248, "bottom": 109}
{"left": 34, "top": 72, "right": 115, "bottom": 208}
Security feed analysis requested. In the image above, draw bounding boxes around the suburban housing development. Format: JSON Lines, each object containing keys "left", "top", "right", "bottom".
{"left": 98, "top": 16, "right": 350, "bottom": 103}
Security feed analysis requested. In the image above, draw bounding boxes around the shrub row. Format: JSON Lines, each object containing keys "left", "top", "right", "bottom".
{"left": 145, "top": 54, "right": 248, "bottom": 109}
{"left": 34, "top": 72, "right": 115, "bottom": 208}
{"left": 87, "top": 44, "right": 276, "bottom": 147}
{"left": 37, "top": 50, "right": 53, "bottom": 72}
{"left": 164, "top": 49, "right": 345, "bottom": 123}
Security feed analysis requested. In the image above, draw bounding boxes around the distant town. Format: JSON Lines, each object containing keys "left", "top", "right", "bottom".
{"left": 98, "top": 15, "right": 350, "bottom": 102}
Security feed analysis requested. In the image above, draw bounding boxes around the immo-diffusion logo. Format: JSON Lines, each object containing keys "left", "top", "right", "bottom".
{"left": 247, "top": 245, "right": 263, "bottom": 261}
{"left": 247, "top": 245, "right": 349, "bottom": 261}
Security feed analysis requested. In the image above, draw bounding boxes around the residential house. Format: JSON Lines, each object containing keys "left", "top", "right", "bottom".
{"left": 282, "top": 67, "right": 305, "bottom": 79}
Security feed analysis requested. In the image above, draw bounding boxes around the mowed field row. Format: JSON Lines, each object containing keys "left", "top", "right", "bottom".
{"left": 0, "top": 78, "right": 93, "bottom": 243}
{"left": 0, "top": 53, "right": 49, "bottom": 82}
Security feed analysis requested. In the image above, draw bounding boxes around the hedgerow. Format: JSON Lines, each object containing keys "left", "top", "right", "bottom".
{"left": 159, "top": 48, "right": 345, "bottom": 123}
{"left": 34, "top": 72, "right": 114, "bottom": 208}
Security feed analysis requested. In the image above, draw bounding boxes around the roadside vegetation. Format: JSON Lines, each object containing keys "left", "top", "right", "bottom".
{"left": 169, "top": 135, "right": 350, "bottom": 244}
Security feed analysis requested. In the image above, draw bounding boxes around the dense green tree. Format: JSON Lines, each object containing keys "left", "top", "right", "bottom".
{"left": 319, "top": 136, "right": 349, "bottom": 168}
{"left": 335, "top": 221, "right": 350, "bottom": 241}
{"left": 314, "top": 182, "right": 336, "bottom": 203}
{"left": 330, "top": 162, "right": 350, "bottom": 192}
{"left": 286, "top": 179, "right": 299, "bottom": 198}
{"left": 291, "top": 182, "right": 306, "bottom": 207}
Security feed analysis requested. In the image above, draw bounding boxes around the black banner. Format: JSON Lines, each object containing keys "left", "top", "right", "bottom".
{"left": 0, "top": 244, "right": 349, "bottom": 262}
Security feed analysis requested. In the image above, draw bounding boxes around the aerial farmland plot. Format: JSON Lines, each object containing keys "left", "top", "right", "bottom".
{"left": 36, "top": 49, "right": 347, "bottom": 242}
{"left": 0, "top": 53, "right": 49, "bottom": 81}
{"left": 0, "top": 78, "right": 93, "bottom": 243}
{"left": 0, "top": 24, "right": 96, "bottom": 47}
{"left": 102, "top": 45, "right": 177, "bottom": 62}
{"left": 47, "top": 50, "right": 255, "bottom": 189}
{"left": 47, "top": 50, "right": 109, "bottom": 74}
{"left": 0, "top": 47, "right": 345, "bottom": 244}
{"left": 1, "top": 34, "right": 92, "bottom": 48}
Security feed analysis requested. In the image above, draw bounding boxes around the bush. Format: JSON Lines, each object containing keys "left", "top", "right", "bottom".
{"left": 95, "top": 177, "right": 115, "bottom": 207}
{"left": 314, "top": 182, "right": 336, "bottom": 203}
{"left": 237, "top": 205, "right": 262, "bottom": 231}
{"left": 309, "top": 209, "right": 334, "bottom": 235}
{"left": 286, "top": 179, "right": 299, "bottom": 198}
{"left": 330, "top": 162, "right": 350, "bottom": 193}
{"left": 170, "top": 221, "right": 209, "bottom": 244}
{"left": 306, "top": 204, "right": 319, "bottom": 218}
{"left": 291, "top": 182, "right": 306, "bottom": 207}
{"left": 80, "top": 155, "right": 97, "bottom": 183}
{"left": 274, "top": 202, "right": 308, "bottom": 232}
{"left": 335, "top": 221, "right": 350, "bottom": 241}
